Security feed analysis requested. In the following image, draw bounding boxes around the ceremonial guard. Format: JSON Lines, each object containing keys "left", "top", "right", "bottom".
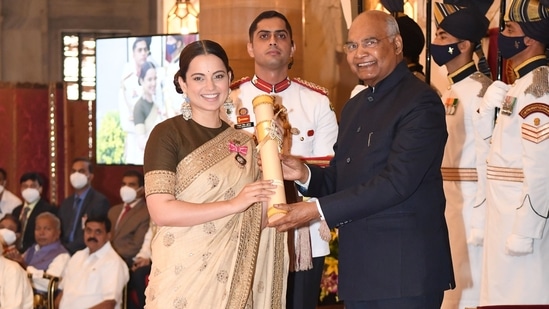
{"left": 431, "top": 2, "right": 494, "bottom": 308}
{"left": 223, "top": 10, "right": 339, "bottom": 309}
{"left": 476, "top": 0, "right": 549, "bottom": 304}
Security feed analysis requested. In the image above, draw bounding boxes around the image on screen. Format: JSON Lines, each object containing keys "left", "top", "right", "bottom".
{"left": 95, "top": 33, "right": 199, "bottom": 165}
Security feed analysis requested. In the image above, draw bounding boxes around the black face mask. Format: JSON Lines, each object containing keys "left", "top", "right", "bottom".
{"left": 431, "top": 42, "right": 462, "bottom": 66}
{"left": 497, "top": 33, "right": 527, "bottom": 59}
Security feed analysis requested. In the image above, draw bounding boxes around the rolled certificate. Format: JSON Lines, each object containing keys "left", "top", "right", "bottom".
{"left": 252, "top": 94, "right": 286, "bottom": 223}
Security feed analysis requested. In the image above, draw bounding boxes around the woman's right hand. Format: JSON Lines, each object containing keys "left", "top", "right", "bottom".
{"left": 231, "top": 180, "right": 276, "bottom": 212}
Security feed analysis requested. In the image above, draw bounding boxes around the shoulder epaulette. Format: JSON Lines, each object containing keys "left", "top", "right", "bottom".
{"left": 292, "top": 77, "right": 329, "bottom": 96}
{"left": 230, "top": 76, "right": 251, "bottom": 90}
{"left": 525, "top": 66, "right": 549, "bottom": 98}
{"left": 471, "top": 72, "right": 494, "bottom": 97}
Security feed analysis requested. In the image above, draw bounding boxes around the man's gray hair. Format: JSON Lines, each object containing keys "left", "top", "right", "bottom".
{"left": 36, "top": 212, "right": 61, "bottom": 231}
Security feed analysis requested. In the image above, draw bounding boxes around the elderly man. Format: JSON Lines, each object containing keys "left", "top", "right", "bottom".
{"left": 269, "top": 10, "right": 454, "bottom": 309}
{"left": 0, "top": 228, "right": 33, "bottom": 308}
{"left": 24, "top": 212, "right": 70, "bottom": 294}
{"left": 56, "top": 216, "right": 129, "bottom": 309}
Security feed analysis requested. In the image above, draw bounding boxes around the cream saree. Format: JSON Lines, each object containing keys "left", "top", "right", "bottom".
{"left": 144, "top": 127, "right": 287, "bottom": 309}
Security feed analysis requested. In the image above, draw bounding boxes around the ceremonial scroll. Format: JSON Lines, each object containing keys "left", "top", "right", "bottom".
{"left": 252, "top": 94, "right": 286, "bottom": 223}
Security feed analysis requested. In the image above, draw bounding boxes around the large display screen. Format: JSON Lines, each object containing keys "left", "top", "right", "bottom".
{"left": 95, "top": 33, "right": 199, "bottom": 165}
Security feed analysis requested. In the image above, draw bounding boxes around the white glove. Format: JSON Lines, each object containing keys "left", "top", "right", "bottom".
{"left": 26, "top": 265, "right": 44, "bottom": 278}
{"left": 505, "top": 234, "right": 533, "bottom": 256}
{"left": 467, "top": 228, "right": 484, "bottom": 246}
{"left": 480, "top": 80, "right": 510, "bottom": 111}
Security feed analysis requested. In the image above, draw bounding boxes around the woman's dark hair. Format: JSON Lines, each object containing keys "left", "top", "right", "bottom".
{"left": 0, "top": 214, "right": 22, "bottom": 233}
{"left": 173, "top": 40, "right": 234, "bottom": 94}
{"left": 138, "top": 61, "right": 156, "bottom": 85}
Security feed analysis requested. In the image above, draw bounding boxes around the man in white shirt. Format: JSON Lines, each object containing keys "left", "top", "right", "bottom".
{"left": 0, "top": 228, "right": 33, "bottom": 309}
{"left": 0, "top": 168, "right": 22, "bottom": 220}
{"left": 56, "top": 216, "right": 129, "bottom": 309}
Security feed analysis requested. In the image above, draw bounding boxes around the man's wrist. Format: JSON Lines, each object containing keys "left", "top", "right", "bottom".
{"left": 308, "top": 197, "right": 325, "bottom": 220}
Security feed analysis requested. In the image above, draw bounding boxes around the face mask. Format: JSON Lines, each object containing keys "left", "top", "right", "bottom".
{"left": 21, "top": 188, "right": 40, "bottom": 204}
{"left": 166, "top": 43, "right": 178, "bottom": 56}
{"left": 497, "top": 33, "right": 527, "bottom": 59}
{"left": 431, "top": 42, "right": 462, "bottom": 66}
{"left": 120, "top": 186, "right": 137, "bottom": 204}
{"left": 70, "top": 172, "right": 88, "bottom": 190}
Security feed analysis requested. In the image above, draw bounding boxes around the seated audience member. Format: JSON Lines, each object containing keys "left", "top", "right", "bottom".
{"left": 58, "top": 158, "right": 110, "bottom": 254}
{"left": 0, "top": 214, "right": 21, "bottom": 258}
{"left": 128, "top": 224, "right": 153, "bottom": 308}
{"left": 108, "top": 170, "right": 150, "bottom": 267}
{"left": 0, "top": 168, "right": 22, "bottom": 220}
{"left": 6, "top": 212, "right": 70, "bottom": 296}
{"left": 56, "top": 216, "right": 129, "bottom": 309}
{"left": 108, "top": 170, "right": 150, "bottom": 309}
{"left": 0, "top": 228, "right": 33, "bottom": 308}
{"left": 12, "top": 172, "right": 57, "bottom": 252}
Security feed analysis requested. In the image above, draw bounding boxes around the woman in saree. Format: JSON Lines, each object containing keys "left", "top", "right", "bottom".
{"left": 134, "top": 61, "right": 160, "bottom": 164}
{"left": 143, "top": 40, "right": 288, "bottom": 308}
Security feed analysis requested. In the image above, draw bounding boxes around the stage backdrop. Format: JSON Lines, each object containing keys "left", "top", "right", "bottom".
{"left": 0, "top": 82, "right": 137, "bottom": 207}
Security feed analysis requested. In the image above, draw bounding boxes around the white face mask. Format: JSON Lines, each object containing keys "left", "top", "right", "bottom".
{"left": 21, "top": 188, "right": 40, "bottom": 204}
{"left": 120, "top": 186, "right": 137, "bottom": 204}
{"left": 70, "top": 172, "right": 88, "bottom": 190}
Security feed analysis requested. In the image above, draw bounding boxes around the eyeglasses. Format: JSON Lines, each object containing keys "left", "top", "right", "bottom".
{"left": 343, "top": 36, "right": 394, "bottom": 53}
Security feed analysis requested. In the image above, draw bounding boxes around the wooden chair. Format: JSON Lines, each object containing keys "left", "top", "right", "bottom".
{"left": 30, "top": 273, "right": 59, "bottom": 309}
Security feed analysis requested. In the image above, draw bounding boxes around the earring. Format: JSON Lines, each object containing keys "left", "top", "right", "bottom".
{"left": 223, "top": 89, "right": 235, "bottom": 116}
{"left": 181, "top": 93, "right": 192, "bottom": 120}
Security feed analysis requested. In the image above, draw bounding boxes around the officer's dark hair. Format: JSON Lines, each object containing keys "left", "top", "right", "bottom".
{"left": 248, "top": 10, "right": 294, "bottom": 44}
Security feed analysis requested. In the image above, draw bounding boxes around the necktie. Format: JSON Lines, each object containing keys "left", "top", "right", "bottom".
{"left": 68, "top": 196, "right": 82, "bottom": 242}
{"left": 116, "top": 204, "right": 131, "bottom": 230}
{"left": 17, "top": 206, "right": 31, "bottom": 250}
{"left": 19, "top": 206, "right": 31, "bottom": 232}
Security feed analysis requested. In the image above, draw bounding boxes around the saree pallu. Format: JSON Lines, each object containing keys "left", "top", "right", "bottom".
{"left": 145, "top": 128, "right": 287, "bottom": 309}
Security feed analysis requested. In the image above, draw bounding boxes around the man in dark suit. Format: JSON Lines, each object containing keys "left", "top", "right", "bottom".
{"left": 270, "top": 10, "right": 455, "bottom": 309}
{"left": 58, "top": 158, "right": 109, "bottom": 255}
{"left": 108, "top": 170, "right": 149, "bottom": 266}
{"left": 12, "top": 172, "right": 57, "bottom": 252}
{"left": 108, "top": 170, "right": 150, "bottom": 309}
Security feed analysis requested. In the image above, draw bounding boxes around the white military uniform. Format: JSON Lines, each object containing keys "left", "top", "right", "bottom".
{"left": 224, "top": 75, "right": 338, "bottom": 257}
{"left": 439, "top": 62, "right": 492, "bottom": 309}
{"left": 479, "top": 56, "right": 549, "bottom": 305}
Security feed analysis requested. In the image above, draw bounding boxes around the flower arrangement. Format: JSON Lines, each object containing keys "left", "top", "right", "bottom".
{"left": 319, "top": 229, "right": 340, "bottom": 304}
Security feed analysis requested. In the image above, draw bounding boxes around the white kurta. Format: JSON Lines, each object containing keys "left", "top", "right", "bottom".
{"left": 0, "top": 256, "right": 33, "bottom": 309}
{"left": 59, "top": 242, "right": 129, "bottom": 309}
{"left": 225, "top": 77, "right": 339, "bottom": 257}
{"left": 480, "top": 63, "right": 549, "bottom": 305}
{"left": 441, "top": 70, "right": 491, "bottom": 309}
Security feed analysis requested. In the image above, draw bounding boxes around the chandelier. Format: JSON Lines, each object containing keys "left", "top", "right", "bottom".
{"left": 167, "top": 0, "right": 199, "bottom": 34}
